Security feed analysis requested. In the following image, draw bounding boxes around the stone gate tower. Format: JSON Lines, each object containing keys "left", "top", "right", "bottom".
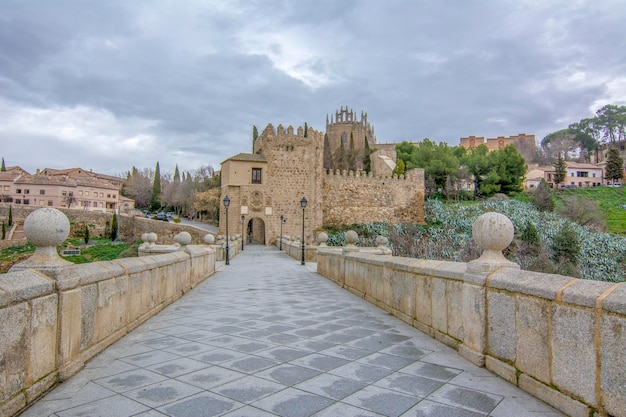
{"left": 220, "top": 124, "right": 324, "bottom": 246}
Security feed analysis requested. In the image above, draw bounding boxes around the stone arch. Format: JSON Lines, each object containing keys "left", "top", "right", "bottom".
{"left": 247, "top": 217, "right": 266, "bottom": 245}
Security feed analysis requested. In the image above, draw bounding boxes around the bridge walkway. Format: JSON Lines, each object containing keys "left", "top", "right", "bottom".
{"left": 20, "top": 245, "right": 564, "bottom": 417}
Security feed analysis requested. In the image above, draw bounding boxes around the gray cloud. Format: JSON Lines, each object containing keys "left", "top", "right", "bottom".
{"left": 1, "top": 0, "right": 625, "bottom": 175}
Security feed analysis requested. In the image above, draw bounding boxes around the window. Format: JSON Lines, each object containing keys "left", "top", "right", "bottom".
{"left": 68, "top": 191, "right": 73, "bottom": 196}
{"left": 40, "top": 189, "right": 45, "bottom": 195}
{"left": 39, "top": 200, "right": 45, "bottom": 206}
{"left": 577, "top": 171, "right": 589, "bottom": 177}
{"left": 85, "top": 191, "right": 89, "bottom": 196}
{"left": 100, "top": 193, "right": 104, "bottom": 197}
{"left": 252, "top": 168, "right": 262, "bottom": 184}
{"left": 107, "top": 193, "right": 111, "bottom": 198}
{"left": 79, "top": 191, "right": 83, "bottom": 196}
{"left": 16, "top": 189, "right": 21, "bottom": 194}
{"left": 3, "top": 185, "right": 8, "bottom": 191}
{"left": 112, "top": 194, "right": 116, "bottom": 198}
{"left": 62, "top": 191, "right": 67, "bottom": 196}
{"left": 48, "top": 200, "right": 53, "bottom": 206}
{"left": 24, "top": 189, "right": 29, "bottom": 194}
{"left": 23, "top": 199, "right": 29, "bottom": 205}
{"left": 15, "top": 199, "right": 21, "bottom": 204}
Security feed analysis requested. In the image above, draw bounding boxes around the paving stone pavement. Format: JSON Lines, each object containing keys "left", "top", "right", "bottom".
{"left": 20, "top": 245, "right": 565, "bottom": 417}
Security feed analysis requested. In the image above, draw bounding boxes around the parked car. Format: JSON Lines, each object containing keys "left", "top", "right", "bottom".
{"left": 156, "top": 212, "right": 167, "bottom": 220}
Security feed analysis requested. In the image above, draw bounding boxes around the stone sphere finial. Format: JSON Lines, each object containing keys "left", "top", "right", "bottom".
{"left": 345, "top": 230, "right": 358, "bottom": 247}
{"left": 376, "top": 235, "right": 392, "bottom": 255}
{"left": 145, "top": 232, "right": 158, "bottom": 246}
{"left": 174, "top": 231, "right": 192, "bottom": 246}
{"left": 9, "top": 207, "right": 72, "bottom": 273}
{"left": 317, "top": 232, "right": 328, "bottom": 247}
{"left": 24, "top": 207, "right": 70, "bottom": 247}
{"left": 469, "top": 212, "right": 519, "bottom": 272}
{"left": 204, "top": 234, "right": 215, "bottom": 244}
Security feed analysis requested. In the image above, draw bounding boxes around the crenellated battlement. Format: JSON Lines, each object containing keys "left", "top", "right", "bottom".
{"left": 260, "top": 123, "right": 324, "bottom": 141}
{"left": 255, "top": 123, "right": 325, "bottom": 155}
{"left": 324, "top": 168, "right": 422, "bottom": 182}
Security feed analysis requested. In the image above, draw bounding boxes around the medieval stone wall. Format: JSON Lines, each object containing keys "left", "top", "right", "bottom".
{"left": 321, "top": 168, "right": 425, "bottom": 227}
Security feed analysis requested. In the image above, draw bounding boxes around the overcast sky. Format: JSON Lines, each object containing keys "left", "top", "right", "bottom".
{"left": 1, "top": 0, "right": 625, "bottom": 177}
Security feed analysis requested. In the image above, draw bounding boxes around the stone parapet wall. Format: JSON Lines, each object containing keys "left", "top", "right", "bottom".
{"left": 0, "top": 246, "right": 216, "bottom": 417}
{"left": 277, "top": 238, "right": 317, "bottom": 263}
{"left": 321, "top": 168, "right": 425, "bottom": 226}
{"left": 316, "top": 248, "right": 625, "bottom": 417}
{"left": 0, "top": 204, "right": 214, "bottom": 244}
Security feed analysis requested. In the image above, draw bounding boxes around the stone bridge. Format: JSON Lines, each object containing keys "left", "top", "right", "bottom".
{"left": 0, "top": 209, "right": 624, "bottom": 417}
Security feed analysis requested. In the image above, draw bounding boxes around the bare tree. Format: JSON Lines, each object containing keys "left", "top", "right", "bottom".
{"left": 123, "top": 167, "right": 153, "bottom": 208}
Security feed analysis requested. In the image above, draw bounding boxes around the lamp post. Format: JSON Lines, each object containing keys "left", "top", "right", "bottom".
{"left": 241, "top": 214, "right": 245, "bottom": 251}
{"left": 300, "top": 197, "right": 307, "bottom": 265}
{"left": 279, "top": 215, "right": 287, "bottom": 250}
{"left": 223, "top": 196, "right": 230, "bottom": 265}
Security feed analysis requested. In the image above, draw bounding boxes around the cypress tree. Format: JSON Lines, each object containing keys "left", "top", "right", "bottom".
{"left": 1, "top": 157, "right": 6, "bottom": 172}
{"left": 363, "top": 136, "right": 372, "bottom": 173}
{"left": 304, "top": 122, "right": 308, "bottom": 137}
{"left": 553, "top": 153, "right": 567, "bottom": 187}
{"left": 2, "top": 222, "right": 5, "bottom": 240}
{"left": 8, "top": 204, "right": 12, "bottom": 226}
{"left": 111, "top": 213, "right": 118, "bottom": 241}
{"left": 84, "top": 225, "right": 90, "bottom": 244}
{"left": 173, "top": 164, "right": 180, "bottom": 183}
{"left": 606, "top": 146, "right": 624, "bottom": 184}
{"left": 252, "top": 125, "right": 258, "bottom": 150}
{"left": 151, "top": 162, "right": 161, "bottom": 211}
{"left": 347, "top": 133, "right": 356, "bottom": 170}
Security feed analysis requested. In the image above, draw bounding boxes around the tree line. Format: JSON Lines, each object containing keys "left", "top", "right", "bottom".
{"left": 541, "top": 104, "right": 626, "bottom": 162}
{"left": 122, "top": 162, "right": 221, "bottom": 222}
{"left": 394, "top": 140, "right": 527, "bottom": 200}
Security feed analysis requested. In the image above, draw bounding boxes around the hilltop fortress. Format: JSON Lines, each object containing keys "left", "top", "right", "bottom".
{"left": 220, "top": 107, "right": 425, "bottom": 245}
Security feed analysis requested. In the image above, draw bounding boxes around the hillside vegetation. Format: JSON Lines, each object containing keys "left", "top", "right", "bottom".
{"left": 555, "top": 186, "right": 626, "bottom": 234}
{"left": 325, "top": 192, "right": 626, "bottom": 283}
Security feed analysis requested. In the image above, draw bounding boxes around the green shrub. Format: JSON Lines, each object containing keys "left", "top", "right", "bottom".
{"left": 84, "top": 225, "right": 90, "bottom": 244}
{"left": 324, "top": 198, "right": 626, "bottom": 282}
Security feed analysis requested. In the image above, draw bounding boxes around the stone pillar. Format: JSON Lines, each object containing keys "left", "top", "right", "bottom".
{"left": 9, "top": 207, "right": 72, "bottom": 276}
{"left": 460, "top": 212, "right": 519, "bottom": 366}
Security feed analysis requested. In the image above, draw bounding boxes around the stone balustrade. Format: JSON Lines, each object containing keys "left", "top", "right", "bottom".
{"left": 0, "top": 208, "right": 219, "bottom": 417}
{"left": 315, "top": 213, "right": 625, "bottom": 417}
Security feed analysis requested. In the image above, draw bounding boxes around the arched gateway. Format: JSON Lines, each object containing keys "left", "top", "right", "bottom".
{"left": 247, "top": 217, "right": 265, "bottom": 245}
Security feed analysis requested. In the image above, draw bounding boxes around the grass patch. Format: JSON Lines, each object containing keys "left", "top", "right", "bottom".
{"left": 555, "top": 186, "right": 626, "bottom": 234}
{"left": 62, "top": 242, "right": 130, "bottom": 264}
{"left": 0, "top": 243, "right": 36, "bottom": 261}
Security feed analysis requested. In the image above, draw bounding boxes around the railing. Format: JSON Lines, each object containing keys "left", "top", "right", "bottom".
{"left": 313, "top": 215, "right": 624, "bottom": 417}
{"left": 0, "top": 208, "right": 223, "bottom": 417}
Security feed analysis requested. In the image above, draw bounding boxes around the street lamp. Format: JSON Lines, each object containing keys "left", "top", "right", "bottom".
{"left": 241, "top": 214, "right": 245, "bottom": 251}
{"left": 300, "top": 197, "right": 307, "bottom": 265}
{"left": 223, "top": 196, "right": 230, "bottom": 265}
{"left": 279, "top": 215, "right": 287, "bottom": 250}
